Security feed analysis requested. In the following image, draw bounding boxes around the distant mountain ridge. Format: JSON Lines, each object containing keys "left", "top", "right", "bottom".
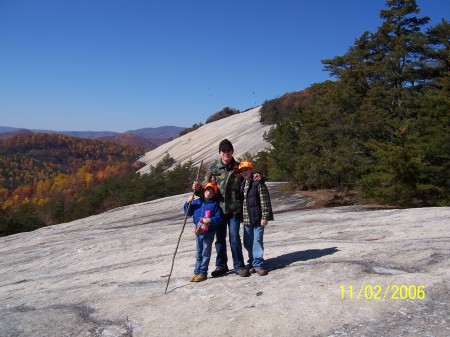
{"left": 0, "top": 125, "right": 185, "bottom": 150}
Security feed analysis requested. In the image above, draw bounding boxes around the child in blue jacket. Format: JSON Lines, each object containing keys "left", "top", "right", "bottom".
{"left": 184, "top": 182, "right": 223, "bottom": 282}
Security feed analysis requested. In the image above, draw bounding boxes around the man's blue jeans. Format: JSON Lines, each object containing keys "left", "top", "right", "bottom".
{"left": 215, "top": 214, "right": 245, "bottom": 270}
{"left": 194, "top": 232, "right": 214, "bottom": 276}
{"left": 243, "top": 224, "right": 265, "bottom": 269}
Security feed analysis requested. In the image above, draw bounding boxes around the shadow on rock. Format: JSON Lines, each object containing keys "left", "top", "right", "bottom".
{"left": 266, "top": 247, "right": 339, "bottom": 271}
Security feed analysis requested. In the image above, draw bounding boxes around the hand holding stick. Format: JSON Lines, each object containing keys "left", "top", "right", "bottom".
{"left": 165, "top": 160, "right": 203, "bottom": 294}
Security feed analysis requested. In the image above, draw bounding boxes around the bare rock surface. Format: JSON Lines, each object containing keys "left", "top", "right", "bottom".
{"left": 0, "top": 182, "right": 449, "bottom": 337}
{"left": 137, "top": 106, "right": 272, "bottom": 174}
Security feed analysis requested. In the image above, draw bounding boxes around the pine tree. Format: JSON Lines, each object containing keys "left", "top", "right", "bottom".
{"left": 266, "top": 0, "right": 449, "bottom": 205}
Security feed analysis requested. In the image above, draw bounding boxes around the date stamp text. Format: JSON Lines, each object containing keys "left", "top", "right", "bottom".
{"left": 340, "top": 285, "right": 426, "bottom": 300}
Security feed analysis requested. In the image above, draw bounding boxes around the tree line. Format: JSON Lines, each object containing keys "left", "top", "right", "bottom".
{"left": 260, "top": 0, "right": 449, "bottom": 207}
{"left": 179, "top": 107, "right": 241, "bottom": 136}
{"left": 0, "top": 153, "right": 198, "bottom": 236}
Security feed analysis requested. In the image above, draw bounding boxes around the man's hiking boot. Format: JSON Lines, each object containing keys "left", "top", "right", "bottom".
{"left": 194, "top": 274, "right": 207, "bottom": 282}
{"left": 256, "top": 268, "right": 268, "bottom": 276}
{"left": 211, "top": 266, "right": 229, "bottom": 278}
{"left": 248, "top": 267, "right": 256, "bottom": 274}
{"left": 236, "top": 267, "right": 250, "bottom": 277}
{"left": 189, "top": 274, "right": 199, "bottom": 282}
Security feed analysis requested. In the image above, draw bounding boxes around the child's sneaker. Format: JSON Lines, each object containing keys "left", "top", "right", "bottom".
{"left": 189, "top": 274, "right": 199, "bottom": 282}
{"left": 194, "top": 274, "right": 207, "bottom": 282}
{"left": 256, "top": 268, "right": 268, "bottom": 276}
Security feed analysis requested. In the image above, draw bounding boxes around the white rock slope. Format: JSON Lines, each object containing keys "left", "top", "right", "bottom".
{"left": 0, "top": 183, "right": 449, "bottom": 337}
{"left": 138, "top": 107, "right": 272, "bottom": 174}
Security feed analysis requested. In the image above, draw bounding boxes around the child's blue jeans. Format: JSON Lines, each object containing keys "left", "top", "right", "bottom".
{"left": 195, "top": 232, "right": 215, "bottom": 276}
{"left": 243, "top": 224, "right": 265, "bottom": 269}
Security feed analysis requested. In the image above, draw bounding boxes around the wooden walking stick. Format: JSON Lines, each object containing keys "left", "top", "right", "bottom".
{"left": 165, "top": 160, "right": 203, "bottom": 294}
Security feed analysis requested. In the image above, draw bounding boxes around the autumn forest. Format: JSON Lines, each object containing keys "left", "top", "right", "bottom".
{"left": 0, "top": 133, "right": 198, "bottom": 236}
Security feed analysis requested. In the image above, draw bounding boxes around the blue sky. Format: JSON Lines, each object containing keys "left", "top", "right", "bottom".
{"left": 0, "top": 0, "right": 448, "bottom": 132}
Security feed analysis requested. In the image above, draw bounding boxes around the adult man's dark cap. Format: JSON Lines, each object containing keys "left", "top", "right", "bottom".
{"left": 219, "top": 139, "right": 234, "bottom": 153}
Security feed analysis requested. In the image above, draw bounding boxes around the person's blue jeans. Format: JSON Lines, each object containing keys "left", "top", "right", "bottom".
{"left": 243, "top": 224, "right": 265, "bottom": 269}
{"left": 194, "top": 232, "right": 215, "bottom": 276}
{"left": 215, "top": 214, "right": 245, "bottom": 270}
